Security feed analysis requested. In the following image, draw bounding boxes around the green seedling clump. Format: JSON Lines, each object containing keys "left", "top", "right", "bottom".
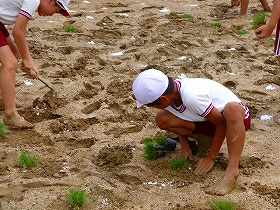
{"left": 65, "top": 26, "right": 77, "bottom": 33}
{"left": 153, "top": 137, "right": 168, "bottom": 146}
{"left": 18, "top": 152, "right": 38, "bottom": 168}
{"left": 183, "top": 14, "right": 192, "bottom": 19}
{"left": 211, "top": 22, "right": 221, "bottom": 27}
{"left": 67, "top": 189, "right": 87, "bottom": 209}
{"left": 0, "top": 122, "right": 6, "bottom": 137}
{"left": 142, "top": 137, "right": 168, "bottom": 161}
{"left": 236, "top": 30, "right": 249, "bottom": 35}
{"left": 170, "top": 158, "right": 188, "bottom": 170}
{"left": 251, "top": 13, "right": 267, "bottom": 29}
{"left": 209, "top": 200, "right": 235, "bottom": 210}
{"left": 143, "top": 141, "right": 157, "bottom": 161}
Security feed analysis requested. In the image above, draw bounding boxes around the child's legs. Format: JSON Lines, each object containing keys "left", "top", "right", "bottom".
{"left": 259, "top": 0, "right": 271, "bottom": 11}
{"left": 222, "top": 102, "right": 246, "bottom": 179}
{"left": 155, "top": 109, "right": 195, "bottom": 136}
{"left": 6, "top": 36, "right": 20, "bottom": 59}
{"left": 0, "top": 44, "right": 19, "bottom": 114}
{"left": 240, "top": 0, "right": 249, "bottom": 15}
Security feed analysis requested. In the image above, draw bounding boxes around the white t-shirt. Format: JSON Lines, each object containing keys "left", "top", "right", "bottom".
{"left": 0, "top": 0, "right": 40, "bottom": 25}
{"left": 165, "top": 78, "right": 242, "bottom": 122}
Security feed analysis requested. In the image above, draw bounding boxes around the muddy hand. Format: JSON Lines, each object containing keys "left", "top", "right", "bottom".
{"left": 21, "top": 62, "right": 39, "bottom": 79}
{"left": 194, "top": 157, "right": 214, "bottom": 175}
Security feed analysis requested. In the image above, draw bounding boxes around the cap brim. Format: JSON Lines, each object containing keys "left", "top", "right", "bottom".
{"left": 136, "top": 101, "right": 144, "bottom": 108}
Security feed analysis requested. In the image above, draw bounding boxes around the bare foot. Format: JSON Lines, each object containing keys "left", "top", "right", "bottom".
{"left": 230, "top": 0, "right": 240, "bottom": 7}
{"left": 204, "top": 176, "right": 238, "bottom": 196}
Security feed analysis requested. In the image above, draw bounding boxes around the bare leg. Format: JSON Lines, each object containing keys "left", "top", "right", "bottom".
{"left": 240, "top": 0, "right": 249, "bottom": 15}
{"left": 205, "top": 102, "right": 246, "bottom": 195}
{"left": 0, "top": 45, "right": 18, "bottom": 114}
{"left": 0, "top": 45, "right": 34, "bottom": 129}
{"left": 155, "top": 110, "right": 195, "bottom": 159}
{"left": 259, "top": 0, "right": 272, "bottom": 12}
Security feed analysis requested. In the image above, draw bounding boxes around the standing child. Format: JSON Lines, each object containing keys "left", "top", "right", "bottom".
{"left": 0, "top": 0, "right": 70, "bottom": 129}
{"left": 132, "top": 69, "right": 251, "bottom": 195}
{"left": 231, "top": 0, "right": 271, "bottom": 15}
{"left": 256, "top": 0, "right": 280, "bottom": 65}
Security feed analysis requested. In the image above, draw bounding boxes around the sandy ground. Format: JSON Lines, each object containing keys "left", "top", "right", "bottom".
{"left": 1, "top": 0, "right": 280, "bottom": 209}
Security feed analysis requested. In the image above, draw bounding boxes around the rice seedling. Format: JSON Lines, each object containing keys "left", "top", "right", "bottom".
{"left": 211, "top": 22, "right": 221, "bottom": 27}
{"left": 18, "top": 152, "right": 38, "bottom": 168}
{"left": 183, "top": 14, "right": 192, "bottom": 19}
{"left": 236, "top": 30, "right": 249, "bottom": 35}
{"left": 0, "top": 122, "right": 6, "bottom": 137}
{"left": 65, "top": 26, "right": 77, "bottom": 33}
{"left": 170, "top": 158, "right": 188, "bottom": 170}
{"left": 251, "top": 13, "right": 267, "bottom": 29}
{"left": 67, "top": 189, "right": 87, "bottom": 209}
{"left": 209, "top": 200, "right": 235, "bottom": 210}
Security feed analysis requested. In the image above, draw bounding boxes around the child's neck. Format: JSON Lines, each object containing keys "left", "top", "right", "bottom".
{"left": 173, "top": 81, "right": 182, "bottom": 106}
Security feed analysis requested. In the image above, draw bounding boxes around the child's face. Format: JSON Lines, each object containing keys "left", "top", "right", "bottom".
{"left": 146, "top": 96, "right": 171, "bottom": 109}
{"left": 38, "top": 0, "right": 62, "bottom": 16}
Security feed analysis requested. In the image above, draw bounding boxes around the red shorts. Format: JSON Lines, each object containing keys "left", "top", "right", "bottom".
{"left": 275, "top": 18, "right": 280, "bottom": 56}
{"left": 193, "top": 113, "right": 251, "bottom": 137}
{"left": 0, "top": 22, "right": 9, "bottom": 47}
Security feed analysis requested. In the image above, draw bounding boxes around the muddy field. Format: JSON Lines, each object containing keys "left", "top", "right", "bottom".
{"left": 1, "top": 0, "right": 280, "bottom": 209}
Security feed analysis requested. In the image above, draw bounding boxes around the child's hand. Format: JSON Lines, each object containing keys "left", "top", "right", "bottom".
{"left": 255, "top": 24, "right": 274, "bottom": 39}
{"left": 180, "top": 148, "right": 193, "bottom": 160}
{"left": 21, "top": 61, "right": 39, "bottom": 79}
{"left": 193, "top": 156, "right": 214, "bottom": 175}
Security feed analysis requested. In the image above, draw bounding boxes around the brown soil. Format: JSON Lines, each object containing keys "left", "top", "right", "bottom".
{"left": 1, "top": 0, "right": 280, "bottom": 209}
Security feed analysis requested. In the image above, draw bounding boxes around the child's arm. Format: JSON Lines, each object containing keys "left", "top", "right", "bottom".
{"left": 256, "top": 0, "right": 280, "bottom": 38}
{"left": 194, "top": 107, "right": 226, "bottom": 175}
{"left": 13, "top": 15, "right": 39, "bottom": 79}
{"left": 178, "top": 135, "right": 193, "bottom": 160}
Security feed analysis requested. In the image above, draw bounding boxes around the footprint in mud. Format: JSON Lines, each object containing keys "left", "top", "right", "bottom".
{"left": 240, "top": 156, "right": 268, "bottom": 176}
{"left": 21, "top": 91, "right": 66, "bottom": 123}
{"left": 78, "top": 81, "right": 104, "bottom": 99}
{"left": 81, "top": 101, "right": 102, "bottom": 114}
{"left": 251, "top": 182, "right": 280, "bottom": 207}
{"left": 103, "top": 124, "right": 143, "bottom": 138}
{"left": 96, "top": 145, "right": 133, "bottom": 166}
{"left": 49, "top": 117, "right": 99, "bottom": 134}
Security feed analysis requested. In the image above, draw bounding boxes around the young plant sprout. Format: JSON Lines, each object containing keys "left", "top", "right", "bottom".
{"left": 67, "top": 189, "right": 87, "bottom": 209}
{"left": 183, "top": 14, "right": 192, "bottom": 19}
{"left": 236, "top": 30, "right": 249, "bottom": 35}
{"left": 211, "top": 22, "right": 221, "bottom": 27}
{"left": 0, "top": 122, "right": 6, "bottom": 137}
{"left": 251, "top": 13, "right": 267, "bottom": 29}
{"left": 208, "top": 200, "right": 235, "bottom": 210}
{"left": 142, "top": 137, "right": 177, "bottom": 161}
{"left": 65, "top": 26, "right": 77, "bottom": 33}
{"left": 170, "top": 158, "right": 188, "bottom": 170}
{"left": 18, "top": 152, "right": 38, "bottom": 168}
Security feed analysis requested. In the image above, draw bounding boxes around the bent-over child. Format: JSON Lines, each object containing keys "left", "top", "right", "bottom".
{"left": 0, "top": 0, "right": 70, "bottom": 129}
{"left": 132, "top": 69, "right": 251, "bottom": 195}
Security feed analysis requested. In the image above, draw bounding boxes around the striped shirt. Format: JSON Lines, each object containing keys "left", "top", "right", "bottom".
{"left": 165, "top": 78, "right": 249, "bottom": 122}
{"left": 0, "top": 0, "right": 39, "bottom": 25}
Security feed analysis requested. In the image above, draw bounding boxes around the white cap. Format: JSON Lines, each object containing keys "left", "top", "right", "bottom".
{"left": 132, "top": 69, "right": 169, "bottom": 108}
{"left": 56, "top": 0, "right": 71, "bottom": 16}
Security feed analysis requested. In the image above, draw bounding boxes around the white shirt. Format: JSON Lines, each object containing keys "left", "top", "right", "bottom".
{"left": 165, "top": 78, "right": 242, "bottom": 122}
{"left": 0, "top": 0, "right": 40, "bottom": 25}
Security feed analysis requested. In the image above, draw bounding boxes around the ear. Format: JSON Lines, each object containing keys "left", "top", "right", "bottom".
{"left": 160, "top": 95, "right": 169, "bottom": 103}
